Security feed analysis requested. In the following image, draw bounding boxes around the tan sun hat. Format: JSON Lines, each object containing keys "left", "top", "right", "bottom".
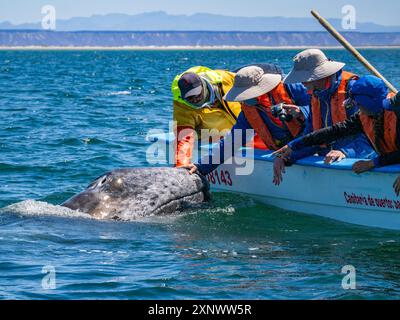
{"left": 284, "top": 49, "right": 345, "bottom": 84}
{"left": 224, "top": 66, "right": 282, "bottom": 102}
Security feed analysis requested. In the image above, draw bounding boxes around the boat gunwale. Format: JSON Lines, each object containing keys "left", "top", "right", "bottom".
{"left": 148, "top": 133, "right": 400, "bottom": 174}
{"left": 247, "top": 148, "right": 400, "bottom": 173}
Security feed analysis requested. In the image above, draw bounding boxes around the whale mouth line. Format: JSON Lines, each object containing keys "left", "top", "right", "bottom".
{"left": 91, "top": 189, "right": 209, "bottom": 220}
{"left": 148, "top": 189, "right": 209, "bottom": 216}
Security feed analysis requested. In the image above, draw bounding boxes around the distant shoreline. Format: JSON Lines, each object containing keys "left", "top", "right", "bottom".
{"left": 1, "top": 45, "right": 400, "bottom": 50}
{"left": 2, "top": 30, "right": 399, "bottom": 48}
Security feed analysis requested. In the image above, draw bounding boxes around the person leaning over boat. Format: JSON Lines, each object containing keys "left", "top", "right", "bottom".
{"left": 284, "top": 49, "right": 374, "bottom": 159}
{"left": 271, "top": 49, "right": 376, "bottom": 184}
{"left": 273, "top": 76, "right": 398, "bottom": 185}
{"left": 172, "top": 66, "right": 243, "bottom": 167}
{"left": 172, "top": 65, "right": 283, "bottom": 167}
{"left": 184, "top": 66, "right": 311, "bottom": 176}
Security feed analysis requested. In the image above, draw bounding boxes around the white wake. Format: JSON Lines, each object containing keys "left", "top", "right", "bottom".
{"left": 0, "top": 200, "right": 92, "bottom": 219}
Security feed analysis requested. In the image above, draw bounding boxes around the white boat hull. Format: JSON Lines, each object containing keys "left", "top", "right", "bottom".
{"left": 208, "top": 150, "right": 400, "bottom": 231}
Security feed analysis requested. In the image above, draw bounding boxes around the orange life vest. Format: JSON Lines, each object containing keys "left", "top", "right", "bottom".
{"left": 359, "top": 92, "right": 399, "bottom": 155}
{"left": 311, "top": 71, "right": 359, "bottom": 131}
{"left": 241, "top": 82, "right": 303, "bottom": 150}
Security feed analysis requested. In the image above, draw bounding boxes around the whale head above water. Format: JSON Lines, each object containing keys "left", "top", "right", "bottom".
{"left": 61, "top": 167, "right": 210, "bottom": 220}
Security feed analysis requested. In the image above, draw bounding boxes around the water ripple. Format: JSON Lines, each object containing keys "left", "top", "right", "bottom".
{"left": 1, "top": 49, "right": 400, "bottom": 299}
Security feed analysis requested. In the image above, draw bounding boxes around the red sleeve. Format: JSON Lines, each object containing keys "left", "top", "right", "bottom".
{"left": 175, "top": 126, "right": 196, "bottom": 167}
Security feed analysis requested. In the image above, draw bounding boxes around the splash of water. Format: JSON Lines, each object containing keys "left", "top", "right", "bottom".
{"left": 0, "top": 200, "right": 92, "bottom": 219}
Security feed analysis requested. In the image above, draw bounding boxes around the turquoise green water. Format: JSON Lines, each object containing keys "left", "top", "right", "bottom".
{"left": 1, "top": 49, "right": 400, "bottom": 299}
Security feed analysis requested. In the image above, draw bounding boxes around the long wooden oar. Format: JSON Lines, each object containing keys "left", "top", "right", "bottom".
{"left": 311, "top": 9, "right": 398, "bottom": 93}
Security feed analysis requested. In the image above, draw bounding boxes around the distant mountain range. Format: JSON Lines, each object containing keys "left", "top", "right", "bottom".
{"left": 1, "top": 11, "right": 400, "bottom": 33}
{"left": 1, "top": 30, "right": 400, "bottom": 47}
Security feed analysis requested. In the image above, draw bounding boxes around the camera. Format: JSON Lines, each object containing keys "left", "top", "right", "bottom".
{"left": 271, "top": 103, "right": 293, "bottom": 122}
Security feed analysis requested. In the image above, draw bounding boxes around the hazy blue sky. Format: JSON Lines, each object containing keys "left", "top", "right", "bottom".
{"left": 1, "top": 0, "right": 399, "bottom": 25}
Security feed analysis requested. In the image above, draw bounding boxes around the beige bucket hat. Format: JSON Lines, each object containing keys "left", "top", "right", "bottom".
{"left": 224, "top": 66, "right": 282, "bottom": 102}
{"left": 284, "top": 49, "right": 345, "bottom": 84}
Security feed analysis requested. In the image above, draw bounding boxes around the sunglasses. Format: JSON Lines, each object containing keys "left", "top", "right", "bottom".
{"left": 186, "top": 94, "right": 204, "bottom": 105}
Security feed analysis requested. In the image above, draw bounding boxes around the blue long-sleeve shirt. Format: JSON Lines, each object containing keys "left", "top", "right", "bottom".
{"left": 196, "top": 83, "right": 311, "bottom": 175}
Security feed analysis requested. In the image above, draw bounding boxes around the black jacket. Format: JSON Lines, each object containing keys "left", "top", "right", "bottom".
{"left": 289, "top": 111, "right": 400, "bottom": 167}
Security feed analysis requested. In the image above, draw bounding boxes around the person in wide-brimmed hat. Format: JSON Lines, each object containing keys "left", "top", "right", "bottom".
{"left": 183, "top": 65, "right": 312, "bottom": 176}
{"left": 284, "top": 48, "right": 346, "bottom": 84}
{"left": 283, "top": 49, "right": 374, "bottom": 161}
{"left": 223, "top": 66, "right": 282, "bottom": 102}
{"left": 273, "top": 76, "right": 400, "bottom": 188}
{"left": 269, "top": 49, "right": 376, "bottom": 185}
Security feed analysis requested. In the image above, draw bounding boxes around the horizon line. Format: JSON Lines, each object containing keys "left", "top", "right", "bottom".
{"left": 2, "top": 29, "right": 400, "bottom": 34}
{"left": 2, "top": 45, "right": 400, "bottom": 50}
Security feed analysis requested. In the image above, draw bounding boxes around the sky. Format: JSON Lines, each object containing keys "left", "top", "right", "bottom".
{"left": 1, "top": 0, "right": 399, "bottom": 26}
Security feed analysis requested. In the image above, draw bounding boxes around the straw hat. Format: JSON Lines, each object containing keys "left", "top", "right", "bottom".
{"left": 284, "top": 49, "right": 345, "bottom": 84}
{"left": 224, "top": 66, "right": 282, "bottom": 102}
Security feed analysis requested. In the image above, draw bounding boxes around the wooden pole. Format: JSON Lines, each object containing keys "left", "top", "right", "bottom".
{"left": 311, "top": 10, "right": 398, "bottom": 93}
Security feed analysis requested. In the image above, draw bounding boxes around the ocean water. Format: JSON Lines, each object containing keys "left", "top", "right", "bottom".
{"left": 1, "top": 49, "right": 400, "bottom": 300}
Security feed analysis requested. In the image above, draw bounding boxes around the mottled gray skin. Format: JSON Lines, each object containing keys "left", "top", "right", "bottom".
{"left": 62, "top": 167, "right": 210, "bottom": 220}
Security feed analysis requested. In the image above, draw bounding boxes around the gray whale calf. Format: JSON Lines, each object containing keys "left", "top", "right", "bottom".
{"left": 62, "top": 167, "right": 210, "bottom": 220}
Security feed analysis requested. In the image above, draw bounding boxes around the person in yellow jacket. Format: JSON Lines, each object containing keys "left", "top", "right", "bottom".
{"left": 172, "top": 66, "right": 242, "bottom": 167}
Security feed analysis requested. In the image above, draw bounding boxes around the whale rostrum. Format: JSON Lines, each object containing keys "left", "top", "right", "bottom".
{"left": 62, "top": 167, "right": 210, "bottom": 220}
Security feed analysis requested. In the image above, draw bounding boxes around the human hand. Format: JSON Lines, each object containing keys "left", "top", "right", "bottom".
{"left": 352, "top": 160, "right": 375, "bottom": 174}
{"left": 272, "top": 145, "right": 293, "bottom": 162}
{"left": 182, "top": 163, "right": 199, "bottom": 175}
{"left": 282, "top": 104, "right": 302, "bottom": 118}
{"left": 324, "top": 150, "right": 346, "bottom": 164}
{"left": 273, "top": 157, "right": 286, "bottom": 186}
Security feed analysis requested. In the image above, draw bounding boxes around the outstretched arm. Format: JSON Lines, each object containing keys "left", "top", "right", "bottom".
{"left": 173, "top": 101, "right": 197, "bottom": 167}
{"left": 191, "top": 112, "right": 254, "bottom": 175}
{"left": 288, "top": 113, "right": 363, "bottom": 152}
{"left": 175, "top": 126, "right": 196, "bottom": 167}
{"left": 350, "top": 150, "right": 400, "bottom": 175}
